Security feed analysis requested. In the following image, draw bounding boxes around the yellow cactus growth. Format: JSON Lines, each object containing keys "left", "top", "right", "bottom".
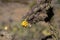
{"left": 21, "top": 20, "right": 29, "bottom": 28}
{"left": 42, "top": 29, "right": 51, "bottom": 36}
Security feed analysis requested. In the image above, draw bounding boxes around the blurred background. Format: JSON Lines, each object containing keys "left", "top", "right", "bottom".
{"left": 0, "top": 0, "right": 60, "bottom": 40}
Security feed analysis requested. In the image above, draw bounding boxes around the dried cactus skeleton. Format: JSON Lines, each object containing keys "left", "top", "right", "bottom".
{"left": 21, "top": 0, "right": 59, "bottom": 40}
{"left": 22, "top": 0, "right": 54, "bottom": 24}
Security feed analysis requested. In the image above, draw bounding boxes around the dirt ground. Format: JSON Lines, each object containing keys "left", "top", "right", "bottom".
{"left": 0, "top": 3, "right": 29, "bottom": 23}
